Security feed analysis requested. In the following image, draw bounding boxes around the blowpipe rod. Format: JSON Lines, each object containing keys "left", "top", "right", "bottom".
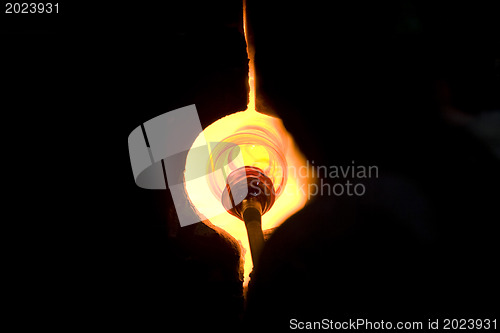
{"left": 242, "top": 200, "right": 265, "bottom": 267}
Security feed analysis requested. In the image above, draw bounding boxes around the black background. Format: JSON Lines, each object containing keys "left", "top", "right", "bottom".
{"left": 2, "top": 0, "right": 499, "bottom": 330}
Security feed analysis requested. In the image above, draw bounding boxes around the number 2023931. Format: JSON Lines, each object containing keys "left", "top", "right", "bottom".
{"left": 5, "top": 3, "right": 59, "bottom": 14}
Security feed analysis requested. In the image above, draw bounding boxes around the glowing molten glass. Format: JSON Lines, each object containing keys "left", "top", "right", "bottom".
{"left": 183, "top": 0, "right": 313, "bottom": 288}
{"left": 185, "top": 109, "right": 311, "bottom": 287}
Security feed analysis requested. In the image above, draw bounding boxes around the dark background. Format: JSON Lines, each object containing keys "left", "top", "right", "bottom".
{"left": 2, "top": 0, "right": 499, "bottom": 330}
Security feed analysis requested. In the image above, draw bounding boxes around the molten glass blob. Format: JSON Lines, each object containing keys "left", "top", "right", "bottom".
{"left": 184, "top": 110, "right": 313, "bottom": 287}
{"left": 182, "top": 0, "right": 314, "bottom": 291}
{"left": 222, "top": 166, "right": 276, "bottom": 220}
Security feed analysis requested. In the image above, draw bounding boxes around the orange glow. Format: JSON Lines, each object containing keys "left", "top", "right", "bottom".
{"left": 184, "top": 1, "right": 314, "bottom": 288}
{"left": 186, "top": 112, "right": 312, "bottom": 288}
{"left": 243, "top": 0, "right": 256, "bottom": 111}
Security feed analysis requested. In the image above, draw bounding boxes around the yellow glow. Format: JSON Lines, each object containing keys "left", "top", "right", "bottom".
{"left": 184, "top": 0, "right": 314, "bottom": 288}
{"left": 243, "top": 0, "right": 255, "bottom": 112}
{"left": 186, "top": 111, "right": 312, "bottom": 288}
